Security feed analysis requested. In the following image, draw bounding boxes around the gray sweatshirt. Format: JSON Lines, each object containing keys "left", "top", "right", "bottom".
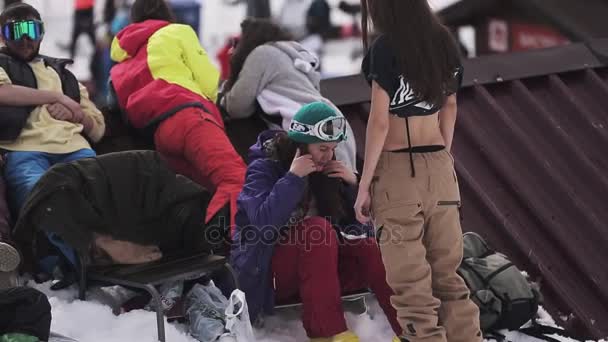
{"left": 223, "top": 41, "right": 357, "bottom": 170}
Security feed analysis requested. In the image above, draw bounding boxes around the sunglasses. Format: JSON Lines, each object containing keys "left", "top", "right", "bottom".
{"left": 2, "top": 20, "right": 45, "bottom": 41}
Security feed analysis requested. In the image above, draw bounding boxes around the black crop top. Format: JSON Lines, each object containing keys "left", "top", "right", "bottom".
{"left": 361, "top": 34, "right": 463, "bottom": 118}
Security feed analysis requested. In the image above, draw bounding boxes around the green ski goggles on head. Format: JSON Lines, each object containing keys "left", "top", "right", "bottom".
{"left": 2, "top": 20, "right": 45, "bottom": 41}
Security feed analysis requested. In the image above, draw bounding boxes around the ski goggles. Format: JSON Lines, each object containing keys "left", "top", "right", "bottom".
{"left": 2, "top": 20, "right": 45, "bottom": 41}
{"left": 289, "top": 116, "right": 347, "bottom": 142}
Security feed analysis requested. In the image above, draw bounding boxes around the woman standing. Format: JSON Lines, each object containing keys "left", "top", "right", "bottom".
{"left": 353, "top": 1, "right": 482, "bottom": 341}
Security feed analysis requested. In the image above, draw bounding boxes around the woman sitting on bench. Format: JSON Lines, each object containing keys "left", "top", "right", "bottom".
{"left": 231, "top": 102, "right": 401, "bottom": 342}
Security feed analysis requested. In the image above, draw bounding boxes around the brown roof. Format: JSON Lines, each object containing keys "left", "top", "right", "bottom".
{"left": 322, "top": 40, "right": 608, "bottom": 339}
{"left": 439, "top": 0, "right": 608, "bottom": 41}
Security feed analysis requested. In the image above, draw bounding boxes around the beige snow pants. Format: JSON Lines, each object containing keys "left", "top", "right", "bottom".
{"left": 372, "top": 150, "right": 482, "bottom": 342}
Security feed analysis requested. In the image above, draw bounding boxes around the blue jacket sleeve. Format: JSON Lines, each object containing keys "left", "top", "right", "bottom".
{"left": 238, "top": 159, "right": 307, "bottom": 230}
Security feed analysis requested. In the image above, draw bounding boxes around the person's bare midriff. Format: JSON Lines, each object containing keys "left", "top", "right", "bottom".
{"left": 383, "top": 112, "right": 445, "bottom": 151}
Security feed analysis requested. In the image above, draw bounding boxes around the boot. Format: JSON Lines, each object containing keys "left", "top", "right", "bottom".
{"left": 311, "top": 331, "right": 360, "bottom": 342}
{"left": 0, "top": 242, "right": 20, "bottom": 290}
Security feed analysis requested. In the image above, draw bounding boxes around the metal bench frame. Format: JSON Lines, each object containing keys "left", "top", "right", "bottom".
{"left": 77, "top": 253, "right": 238, "bottom": 342}
{"left": 274, "top": 289, "right": 372, "bottom": 310}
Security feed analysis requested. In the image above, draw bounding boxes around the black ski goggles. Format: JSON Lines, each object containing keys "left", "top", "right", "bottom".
{"left": 2, "top": 20, "right": 45, "bottom": 41}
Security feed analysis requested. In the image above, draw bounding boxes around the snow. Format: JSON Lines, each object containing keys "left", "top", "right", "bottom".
{"left": 29, "top": 280, "right": 395, "bottom": 342}
{"left": 31, "top": 282, "right": 195, "bottom": 342}
{"left": 20, "top": 0, "right": 465, "bottom": 81}
{"left": 26, "top": 279, "right": 606, "bottom": 342}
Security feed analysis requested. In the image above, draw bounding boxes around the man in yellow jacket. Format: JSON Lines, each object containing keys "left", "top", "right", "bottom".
{"left": 0, "top": 3, "right": 105, "bottom": 270}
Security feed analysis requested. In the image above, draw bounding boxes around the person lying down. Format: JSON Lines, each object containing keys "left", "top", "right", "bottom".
{"left": 12, "top": 150, "right": 227, "bottom": 276}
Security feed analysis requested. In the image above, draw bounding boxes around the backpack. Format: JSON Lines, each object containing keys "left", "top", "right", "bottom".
{"left": 458, "top": 232, "right": 541, "bottom": 332}
{"left": 458, "top": 233, "right": 586, "bottom": 342}
{"left": 0, "top": 287, "right": 51, "bottom": 342}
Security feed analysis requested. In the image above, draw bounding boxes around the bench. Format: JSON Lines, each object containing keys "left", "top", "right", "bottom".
{"left": 78, "top": 252, "right": 238, "bottom": 342}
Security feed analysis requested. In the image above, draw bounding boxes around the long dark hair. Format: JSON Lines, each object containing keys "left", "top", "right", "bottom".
{"left": 131, "top": 0, "right": 175, "bottom": 23}
{"left": 272, "top": 133, "right": 345, "bottom": 222}
{"left": 361, "top": 0, "right": 461, "bottom": 106}
{"left": 224, "top": 18, "right": 293, "bottom": 92}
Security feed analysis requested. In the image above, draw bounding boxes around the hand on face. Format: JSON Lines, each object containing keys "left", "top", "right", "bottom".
{"left": 290, "top": 148, "right": 321, "bottom": 178}
{"left": 323, "top": 160, "right": 357, "bottom": 185}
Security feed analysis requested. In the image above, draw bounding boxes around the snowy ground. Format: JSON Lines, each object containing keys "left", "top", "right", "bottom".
{"left": 5, "top": 1, "right": 605, "bottom": 341}
{"left": 27, "top": 278, "right": 600, "bottom": 342}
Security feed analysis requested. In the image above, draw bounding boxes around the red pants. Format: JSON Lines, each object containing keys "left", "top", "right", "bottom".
{"left": 271, "top": 217, "right": 401, "bottom": 338}
{"left": 154, "top": 107, "right": 246, "bottom": 226}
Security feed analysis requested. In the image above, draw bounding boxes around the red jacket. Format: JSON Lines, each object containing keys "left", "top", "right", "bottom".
{"left": 110, "top": 20, "right": 222, "bottom": 129}
{"left": 111, "top": 20, "right": 244, "bottom": 227}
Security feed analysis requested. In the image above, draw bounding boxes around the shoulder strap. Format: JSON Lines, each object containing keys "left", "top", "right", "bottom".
{"left": 60, "top": 67, "right": 81, "bottom": 103}
{"left": 40, "top": 55, "right": 81, "bottom": 103}
{"left": 0, "top": 52, "right": 38, "bottom": 141}
{"left": 0, "top": 51, "right": 37, "bottom": 88}
{"left": 0, "top": 52, "right": 10, "bottom": 71}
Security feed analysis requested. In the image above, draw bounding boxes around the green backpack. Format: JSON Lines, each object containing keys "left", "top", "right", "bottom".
{"left": 458, "top": 232, "right": 541, "bottom": 332}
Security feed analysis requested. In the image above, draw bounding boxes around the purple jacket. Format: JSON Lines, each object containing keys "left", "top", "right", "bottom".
{"left": 230, "top": 130, "right": 371, "bottom": 322}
